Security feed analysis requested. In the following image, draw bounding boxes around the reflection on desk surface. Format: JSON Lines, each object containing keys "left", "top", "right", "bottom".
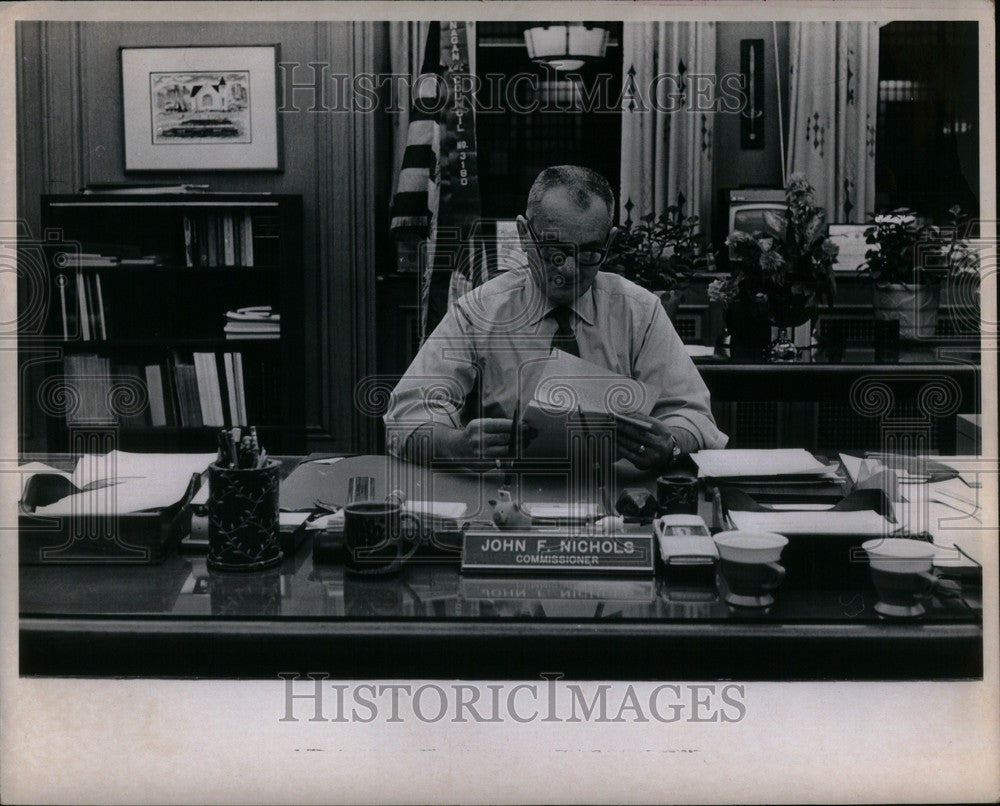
{"left": 19, "top": 547, "right": 982, "bottom": 624}
{"left": 693, "top": 345, "right": 980, "bottom": 366}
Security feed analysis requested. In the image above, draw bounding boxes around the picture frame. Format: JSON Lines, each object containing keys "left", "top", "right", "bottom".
{"left": 120, "top": 45, "right": 282, "bottom": 171}
{"left": 828, "top": 223, "right": 871, "bottom": 272}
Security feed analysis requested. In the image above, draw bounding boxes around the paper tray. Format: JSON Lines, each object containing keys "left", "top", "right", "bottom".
{"left": 717, "top": 487, "right": 906, "bottom": 589}
{"left": 18, "top": 472, "right": 201, "bottom": 565}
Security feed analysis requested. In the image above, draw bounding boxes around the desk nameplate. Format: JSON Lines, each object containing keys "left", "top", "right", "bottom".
{"left": 462, "top": 529, "right": 655, "bottom": 574}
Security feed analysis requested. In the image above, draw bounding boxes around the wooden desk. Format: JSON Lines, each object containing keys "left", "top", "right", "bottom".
{"left": 18, "top": 455, "right": 984, "bottom": 680}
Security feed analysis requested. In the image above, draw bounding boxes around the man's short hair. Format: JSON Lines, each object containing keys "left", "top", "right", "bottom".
{"left": 526, "top": 165, "right": 615, "bottom": 223}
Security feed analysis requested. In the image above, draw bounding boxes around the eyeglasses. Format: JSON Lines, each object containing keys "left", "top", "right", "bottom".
{"left": 525, "top": 218, "right": 613, "bottom": 268}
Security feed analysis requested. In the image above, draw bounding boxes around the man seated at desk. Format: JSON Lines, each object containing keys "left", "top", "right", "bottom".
{"left": 384, "top": 165, "right": 728, "bottom": 470}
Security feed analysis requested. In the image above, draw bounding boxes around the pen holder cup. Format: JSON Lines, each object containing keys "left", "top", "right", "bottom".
{"left": 207, "top": 460, "right": 282, "bottom": 572}
{"left": 657, "top": 475, "right": 700, "bottom": 516}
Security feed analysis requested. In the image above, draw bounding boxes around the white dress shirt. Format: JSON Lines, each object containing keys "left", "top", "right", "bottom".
{"left": 384, "top": 266, "right": 728, "bottom": 452}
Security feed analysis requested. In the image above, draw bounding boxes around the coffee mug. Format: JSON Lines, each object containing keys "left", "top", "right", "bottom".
{"left": 713, "top": 530, "right": 788, "bottom": 608}
{"left": 657, "top": 475, "right": 700, "bottom": 515}
{"left": 344, "top": 500, "right": 421, "bottom": 576}
{"left": 862, "top": 538, "right": 957, "bottom": 617}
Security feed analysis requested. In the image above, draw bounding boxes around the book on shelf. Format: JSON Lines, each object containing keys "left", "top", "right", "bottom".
{"left": 225, "top": 305, "right": 280, "bottom": 321}
{"left": 161, "top": 360, "right": 181, "bottom": 427}
{"left": 197, "top": 216, "right": 210, "bottom": 267}
{"left": 223, "top": 353, "right": 239, "bottom": 426}
{"left": 118, "top": 255, "right": 169, "bottom": 267}
{"left": 138, "top": 351, "right": 255, "bottom": 429}
{"left": 144, "top": 365, "right": 168, "bottom": 427}
{"left": 233, "top": 352, "right": 247, "bottom": 425}
{"left": 62, "top": 269, "right": 108, "bottom": 341}
{"left": 62, "top": 355, "right": 147, "bottom": 428}
{"left": 76, "top": 271, "right": 90, "bottom": 340}
{"left": 171, "top": 356, "right": 203, "bottom": 428}
{"left": 222, "top": 214, "right": 236, "bottom": 266}
{"left": 206, "top": 218, "right": 219, "bottom": 268}
{"left": 93, "top": 274, "right": 107, "bottom": 340}
{"left": 62, "top": 252, "right": 119, "bottom": 267}
{"left": 224, "top": 305, "right": 280, "bottom": 339}
{"left": 224, "top": 322, "right": 281, "bottom": 334}
{"left": 58, "top": 279, "right": 69, "bottom": 340}
{"left": 193, "top": 352, "right": 225, "bottom": 427}
{"left": 241, "top": 212, "right": 254, "bottom": 266}
{"left": 62, "top": 354, "right": 109, "bottom": 426}
{"left": 179, "top": 211, "right": 255, "bottom": 268}
{"left": 114, "top": 364, "right": 150, "bottom": 428}
{"left": 183, "top": 216, "right": 195, "bottom": 267}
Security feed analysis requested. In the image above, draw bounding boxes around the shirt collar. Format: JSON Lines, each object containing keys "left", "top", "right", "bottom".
{"left": 525, "top": 278, "right": 599, "bottom": 327}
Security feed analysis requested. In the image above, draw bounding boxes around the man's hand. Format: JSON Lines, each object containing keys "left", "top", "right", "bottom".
{"left": 614, "top": 414, "right": 679, "bottom": 472}
{"left": 439, "top": 418, "right": 514, "bottom": 460}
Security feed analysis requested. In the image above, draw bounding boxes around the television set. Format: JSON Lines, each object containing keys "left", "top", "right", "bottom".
{"left": 727, "top": 188, "right": 787, "bottom": 258}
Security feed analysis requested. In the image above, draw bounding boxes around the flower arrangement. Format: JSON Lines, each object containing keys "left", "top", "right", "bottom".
{"left": 712, "top": 173, "right": 839, "bottom": 327}
{"left": 861, "top": 205, "right": 978, "bottom": 285}
{"left": 861, "top": 204, "right": 979, "bottom": 341}
{"left": 609, "top": 194, "right": 714, "bottom": 296}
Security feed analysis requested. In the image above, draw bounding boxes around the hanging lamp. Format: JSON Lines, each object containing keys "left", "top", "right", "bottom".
{"left": 523, "top": 23, "right": 610, "bottom": 71}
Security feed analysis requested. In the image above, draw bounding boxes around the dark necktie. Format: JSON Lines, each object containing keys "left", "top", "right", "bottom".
{"left": 548, "top": 306, "right": 580, "bottom": 358}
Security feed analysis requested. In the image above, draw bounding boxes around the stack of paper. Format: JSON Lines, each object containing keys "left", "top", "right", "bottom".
{"left": 727, "top": 509, "right": 897, "bottom": 536}
{"left": 22, "top": 451, "right": 216, "bottom": 515}
{"left": 692, "top": 449, "right": 840, "bottom": 480}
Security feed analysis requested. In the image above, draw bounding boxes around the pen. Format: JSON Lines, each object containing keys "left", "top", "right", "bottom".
{"left": 217, "top": 428, "right": 230, "bottom": 467}
{"left": 228, "top": 429, "right": 239, "bottom": 468}
{"left": 503, "top": 402, "right": 519, "bottom": 488}
{"left": 238, "top": 435, "right": 255, "bottom": 469}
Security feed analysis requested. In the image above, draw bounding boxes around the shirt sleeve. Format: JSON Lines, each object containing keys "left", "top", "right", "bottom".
{"left": 382, "top": 303, "right": 480, "bottom": 456}
{"left": 632, "top": 298, "right": 729, "bottom": 450}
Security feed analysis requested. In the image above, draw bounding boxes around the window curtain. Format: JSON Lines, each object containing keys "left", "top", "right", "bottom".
{"left": 620, "top": 22, "right": 717, "bottom": 231}
{"left": 786, "top": 22, "right": 879, "bottom": 222}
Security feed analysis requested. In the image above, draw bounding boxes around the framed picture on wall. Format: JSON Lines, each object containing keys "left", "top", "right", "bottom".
{"left": 120, "top": 45, "right": 282, "bottom": 171}
{"left": 828, "top": 224, "right": 870, "bottom": 272}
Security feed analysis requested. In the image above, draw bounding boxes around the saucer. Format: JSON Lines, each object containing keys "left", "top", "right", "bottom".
{"left": 875, "top": 600, "right": 926, "bottom": 618}
{"left": 724, "top": 592, "right": 775, "bottom": 608}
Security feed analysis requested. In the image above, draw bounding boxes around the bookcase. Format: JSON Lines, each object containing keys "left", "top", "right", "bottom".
{"left": 37, "top": 193, "right": 305, "bottom": 454}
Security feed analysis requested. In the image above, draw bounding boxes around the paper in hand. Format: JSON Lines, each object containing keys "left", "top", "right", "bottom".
{"left": 517, "top": 350, "right": 655, "bottom": 459}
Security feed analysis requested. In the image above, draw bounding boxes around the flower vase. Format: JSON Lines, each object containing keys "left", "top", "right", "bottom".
{"left": 872, "top": 282, "right": 940, "bottom": 341}
{"left": 768, "top": 327, "right": 798, "bottom": 362}
{"left": 725, "top": 300, "right": 772, "bottom": 362}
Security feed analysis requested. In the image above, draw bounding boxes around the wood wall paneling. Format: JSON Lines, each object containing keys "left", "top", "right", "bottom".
{"left": 15, "top": 21, "right": 383, "bottom": 453}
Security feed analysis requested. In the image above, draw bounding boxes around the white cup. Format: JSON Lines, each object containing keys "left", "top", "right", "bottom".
{"left": 862, "top": 537, "right": 935, "bottom": 573}
{"left": 713, "top": 530, "right": 788, "bottom": 563}
{"left": 712, "top": 530, "right": 789, "bottom": 608}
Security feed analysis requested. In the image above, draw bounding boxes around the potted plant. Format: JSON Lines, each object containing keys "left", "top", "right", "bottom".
{"left": 711, "top": 173, "right": 839, "bottom": 360}
{"left": 608, "top": 194, "right": 714, "bottom": 321}
{"left": 861, "top": 205, "right": 975, "bottom": 341}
